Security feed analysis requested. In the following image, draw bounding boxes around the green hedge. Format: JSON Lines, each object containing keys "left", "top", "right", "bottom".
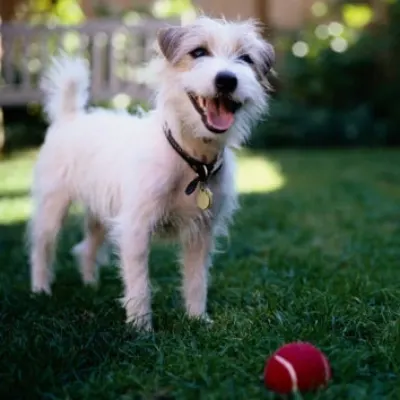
{"left": 1, "top": 99, "right": 148, "bottom": 154}
{"left": 249, "top": 1, "right": 400, "bottom": 149}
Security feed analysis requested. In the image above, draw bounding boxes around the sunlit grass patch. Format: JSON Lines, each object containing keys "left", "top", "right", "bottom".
{"left": 0, "top": 149, "right": 36, "bottom": 193}
{"left": 0, "top": 150, "right": 37, "bottom": 224}
{"left": 236, "top": 150, "right": 285, "bottom": 194}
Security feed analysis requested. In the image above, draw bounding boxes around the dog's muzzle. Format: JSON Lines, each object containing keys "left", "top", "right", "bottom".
{"left": 188, "top": 90, "right": 243, "bottom": 134}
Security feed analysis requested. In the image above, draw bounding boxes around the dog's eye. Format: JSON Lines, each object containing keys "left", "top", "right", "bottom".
{"left": 238, "top": 54, "right": 253, "bottom": 65}
{"left": 189, "top": 47, "right": 209, "bottom": 59}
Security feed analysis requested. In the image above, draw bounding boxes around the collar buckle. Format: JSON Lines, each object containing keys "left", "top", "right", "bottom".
{"left": 163, "top": 124, "right": 223, "bottom": 196}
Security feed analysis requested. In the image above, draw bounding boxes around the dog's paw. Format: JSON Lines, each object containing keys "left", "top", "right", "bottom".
{"left": 79, "top": 265, "right": 99, "bottom": 289}
{"left": 188, "top": 312, "right": 214, "bottom": 326}
{"left": 31, "top": 283, "right": 52, "bottom": 296}
{"left": 201, "top": 313, "right": 214, "bottom": 326}
{"left": 126, "top": 314, "right": 153, "bottom": 333}
{"left": 71, "top": 241, "right": 85, "bottom": 258}
{"left": 82, "top": 274, "right": 99, "bottom": 289}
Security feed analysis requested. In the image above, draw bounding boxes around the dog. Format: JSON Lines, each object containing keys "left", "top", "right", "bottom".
{"left": 28, "top": 15, "right": 275, "bottom": 331}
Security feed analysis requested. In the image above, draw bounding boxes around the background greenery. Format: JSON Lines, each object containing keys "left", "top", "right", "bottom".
{"left": 251, "top": 0, "right": 400, "bottom": 149}
{"left": 3, "top": 1, "right": 400, "bottom": 152}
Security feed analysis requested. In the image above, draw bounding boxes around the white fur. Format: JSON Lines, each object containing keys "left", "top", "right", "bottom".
{"left": 28, "top": 16, "right": 273, "bottom": 331}
{"left": 39, "top": 54, "right": 90, "bottom": 124}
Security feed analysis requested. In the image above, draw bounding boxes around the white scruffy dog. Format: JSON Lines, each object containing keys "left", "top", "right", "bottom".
{"left": 28, "top": 16, "right": 275, "bottom": 331}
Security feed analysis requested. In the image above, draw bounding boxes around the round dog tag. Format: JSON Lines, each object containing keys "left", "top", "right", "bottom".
{"left": 197, "top": 185, "right": 213, "bottom": 210}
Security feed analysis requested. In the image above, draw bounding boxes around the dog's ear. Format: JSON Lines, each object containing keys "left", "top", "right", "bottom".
{"left": 260, "top": 42, "right": 275, "bottom": 76}
{"left": 157, "top": 26, "right": 186, "bottom": 63}
{"left": 253, "top": 41, "right": 276, "bottom": 94}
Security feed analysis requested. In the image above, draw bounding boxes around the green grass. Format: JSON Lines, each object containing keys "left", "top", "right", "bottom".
{"left": 0, "top": 148, "right": 400, "bottom": 399}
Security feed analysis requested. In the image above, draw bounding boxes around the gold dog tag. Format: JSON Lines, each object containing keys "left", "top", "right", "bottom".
{"left": 197, "top": 185, "right": 213, "bottom": 210}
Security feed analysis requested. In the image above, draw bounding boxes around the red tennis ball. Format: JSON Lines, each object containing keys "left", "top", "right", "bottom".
{"left": 264, "top": 342, "right": 331, "bottom": 394}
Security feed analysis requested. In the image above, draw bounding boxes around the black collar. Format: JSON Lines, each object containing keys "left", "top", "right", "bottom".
{"left": 163, "top": 124, "right": 223, "bottom": 195}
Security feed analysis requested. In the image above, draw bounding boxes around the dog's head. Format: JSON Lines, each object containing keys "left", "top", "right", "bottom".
{"left": 154, "top": 16, "right": 275, "bottom": 146}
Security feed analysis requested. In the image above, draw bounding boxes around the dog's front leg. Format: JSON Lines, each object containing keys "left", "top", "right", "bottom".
{"left": 118, "top": 219, "right": 153, "bottom": 331}
{"left": 180, "top": 231, "right": 214, "bottom": 323}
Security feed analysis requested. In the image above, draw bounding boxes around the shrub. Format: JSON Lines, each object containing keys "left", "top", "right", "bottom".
{"left": 250, "top": 1, "right": 400, "bottom": 149}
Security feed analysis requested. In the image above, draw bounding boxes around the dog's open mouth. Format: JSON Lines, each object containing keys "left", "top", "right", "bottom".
{"left": 188, "top": 93, "right": 242, "bottom": 134}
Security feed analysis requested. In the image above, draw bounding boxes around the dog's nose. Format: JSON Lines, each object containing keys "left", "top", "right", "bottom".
{"left": 215, "top": 71, "right": 238, "bottom": 93}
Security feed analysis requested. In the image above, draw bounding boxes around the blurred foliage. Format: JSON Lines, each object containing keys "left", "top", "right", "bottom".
{"left": 92, "top": 0, "right": 193, "bottom": 20}
{"left": 12, "top": 0, "right": 193, "bottom": 23}
{"left": 152, "top": 0, "right": 194, "bottom": 18}
{"left": 14, "top": 0, "right": 85, "bottom": 24}
{"left": 2, "top": 0, "right": 191, "bottom": 154}
{"left": 5, "top": 1, "right": 400, "bottom": 152}
{"left": 250, "top": 0, "right": 400, "bottom": 148}
{"left": 2, "top": 99, "right": 147, "bottom": 154}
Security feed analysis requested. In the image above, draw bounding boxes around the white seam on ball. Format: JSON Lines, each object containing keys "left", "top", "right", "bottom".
{"left": 274, "top": 355, "right": 298, "bottom": 392}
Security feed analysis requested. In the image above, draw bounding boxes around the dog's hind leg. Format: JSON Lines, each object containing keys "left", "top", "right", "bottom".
{"left": 72, "top": 211, "right": 106, "bottom": 287}
{"left": 28, "top": 189, "right": 70, "bottom": 294}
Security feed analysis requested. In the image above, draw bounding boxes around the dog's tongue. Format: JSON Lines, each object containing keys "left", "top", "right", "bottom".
{"left": 206, "top": 98, "right": 234, "bottom": 131}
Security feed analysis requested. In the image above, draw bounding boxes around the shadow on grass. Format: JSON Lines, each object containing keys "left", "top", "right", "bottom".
{"left": 0, "top": 149, "right": 400, "bottom": 399}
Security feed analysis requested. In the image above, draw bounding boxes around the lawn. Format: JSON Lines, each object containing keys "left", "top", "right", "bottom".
{"left": 0, "top": 148, "right": 399, "bottom": 399}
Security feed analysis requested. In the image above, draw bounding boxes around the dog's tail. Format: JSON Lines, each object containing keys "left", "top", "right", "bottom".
{"left": 40, "top": 52, "right": 90, "bottom": 123}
